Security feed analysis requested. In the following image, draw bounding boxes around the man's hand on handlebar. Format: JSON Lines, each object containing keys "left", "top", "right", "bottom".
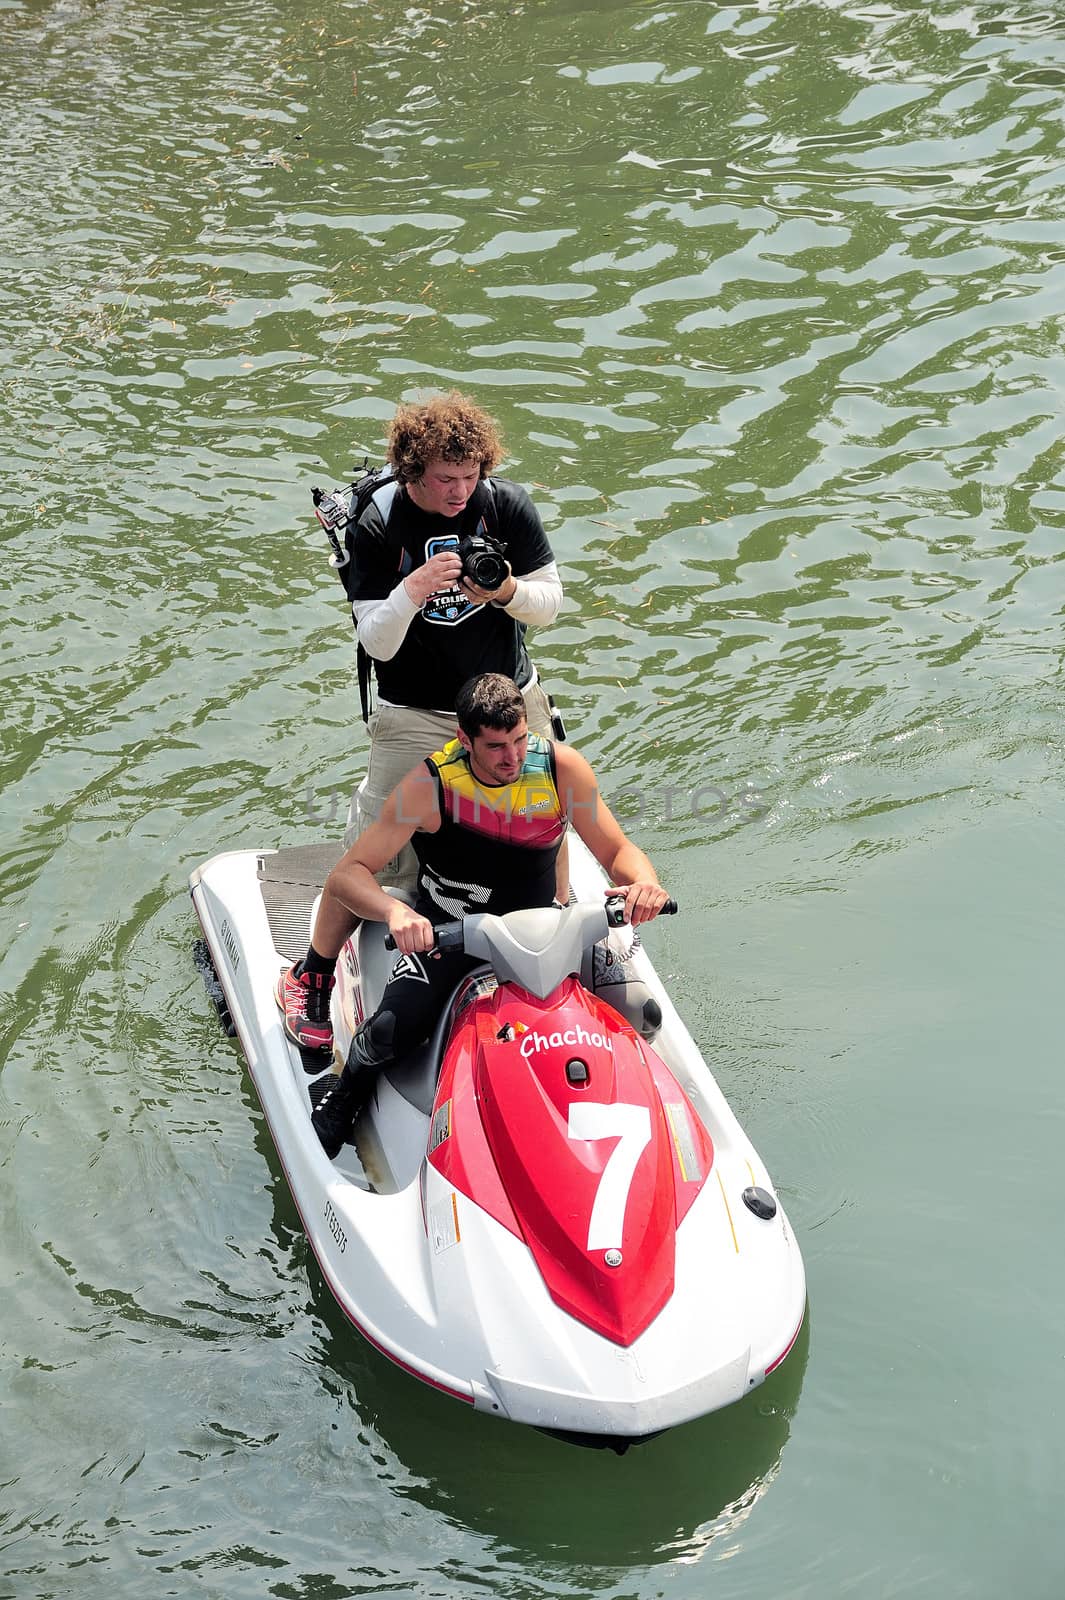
{"left": 386, "top": 903, "right": 437, "bottom": 956}
{"left": 607, "top": 883, "right": 674, "bottom": 926}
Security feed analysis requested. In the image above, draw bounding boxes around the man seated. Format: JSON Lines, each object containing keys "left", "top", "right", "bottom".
{"left": 276, "top": 672, "right": 670, "bottom": 1159}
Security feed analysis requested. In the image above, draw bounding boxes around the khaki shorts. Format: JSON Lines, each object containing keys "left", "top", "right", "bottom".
{"left": 344, "top": 678, "right": 555, "bottom": 890}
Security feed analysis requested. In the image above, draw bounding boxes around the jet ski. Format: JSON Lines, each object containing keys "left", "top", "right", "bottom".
{"left": 190, "top": 833, "right": 806, "bottom": 1443}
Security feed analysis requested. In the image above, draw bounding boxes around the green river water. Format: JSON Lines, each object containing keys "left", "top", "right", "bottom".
{"left": 2, "top": 0, "right": 1065, "bottom": 1595}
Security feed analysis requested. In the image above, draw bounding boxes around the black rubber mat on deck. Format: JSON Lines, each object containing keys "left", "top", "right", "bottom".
{"left": 257, "top": 842, "right": 343, "bottom": 963}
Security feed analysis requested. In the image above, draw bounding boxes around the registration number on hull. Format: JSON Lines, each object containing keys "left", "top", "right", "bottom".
{"left": 324, "top": 1199, "right": 347, "bottom": 1254}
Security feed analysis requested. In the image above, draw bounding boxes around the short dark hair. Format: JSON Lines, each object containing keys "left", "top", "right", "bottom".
{"left": 455, "top": 674, "right": 526, "bottom": 739}
{"left": 386, "top": 390, "right": 505, "bottom": 485}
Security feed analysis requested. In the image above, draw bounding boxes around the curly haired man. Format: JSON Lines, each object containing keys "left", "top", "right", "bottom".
{"left": 341, "top": 390, "right": 564, "bottom": 882}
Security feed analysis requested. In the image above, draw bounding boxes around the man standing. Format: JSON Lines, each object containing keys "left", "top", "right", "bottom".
{"left": 277, "top": 674, "right": 669, "bottom": 1158}
{"left": 343, "top": 390, "right": 563, "bottom": 873}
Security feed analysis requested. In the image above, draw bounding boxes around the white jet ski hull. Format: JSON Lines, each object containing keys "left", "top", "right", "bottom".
{"left": 190, "top": 836, "right": 806, "bottom": 1439}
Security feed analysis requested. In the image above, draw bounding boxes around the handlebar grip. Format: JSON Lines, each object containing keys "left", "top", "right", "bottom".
{"left": 384, "top": 919, "right": 465, "bottom": 955}
{"left": 606, "top": 892, "right": 679, "bottom": 924}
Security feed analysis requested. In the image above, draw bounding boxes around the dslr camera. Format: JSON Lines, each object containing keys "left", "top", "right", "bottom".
{"left": 457, "top": 532, "right": 509, "bottom": 591}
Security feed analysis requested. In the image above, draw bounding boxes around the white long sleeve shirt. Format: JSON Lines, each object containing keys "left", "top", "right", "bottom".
{"left": 353, "top": 561, "right": 563, "bottom": 663}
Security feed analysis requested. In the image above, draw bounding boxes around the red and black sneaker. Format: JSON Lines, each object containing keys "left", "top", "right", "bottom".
{"left": 275, "top": 963, "right": 335, "bottom": 1054}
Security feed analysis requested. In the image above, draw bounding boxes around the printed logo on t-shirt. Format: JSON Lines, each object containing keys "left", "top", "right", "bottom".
{"left": 421, "top": 535, "right": 484, "bottom": 626}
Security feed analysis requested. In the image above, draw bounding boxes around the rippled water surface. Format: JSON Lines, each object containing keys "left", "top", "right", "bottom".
{"left": 3, "top": 0, "right": 1065, "bottom": 1595}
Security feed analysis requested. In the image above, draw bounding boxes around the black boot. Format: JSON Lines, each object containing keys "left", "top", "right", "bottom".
{"left": 310, "top": 1011, "right": 396, "bottom": 1159}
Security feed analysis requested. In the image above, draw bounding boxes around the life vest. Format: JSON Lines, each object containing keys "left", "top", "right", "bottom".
{"left": 413, "top": 732, "right": 565, "bottom": 921}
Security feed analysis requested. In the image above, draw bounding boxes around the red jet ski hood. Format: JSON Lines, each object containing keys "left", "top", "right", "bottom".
{"left": 429, "top": 976, "right": 714, "bottom": 1346}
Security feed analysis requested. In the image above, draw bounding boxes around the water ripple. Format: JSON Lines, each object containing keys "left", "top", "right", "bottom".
{"left": 4, "top": 0, "right": 1065, "bottom": 1594}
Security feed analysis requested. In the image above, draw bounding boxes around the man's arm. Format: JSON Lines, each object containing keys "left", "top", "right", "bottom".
{"left": 347, "top": 503, "right": 414, "bottom": 661}
{"left": 461, "top": 480, "right": 563, "bottom": 625}
{"left": 352, "top": 586, "right": 420, "bottom": 661}
{"left": 554, "top": 744, "right": 669, "bottom": 925}
{"left": 463, "top": 559, "right": 563, "bottom": 626}
{"left": 347, "top": 499, "right": 464, "bottom": 662}
{"left": 316, "top": 768, "right": 441, "bottom": 954}
{"left": 352, "top": 539, "right": 463, "bottom": 660}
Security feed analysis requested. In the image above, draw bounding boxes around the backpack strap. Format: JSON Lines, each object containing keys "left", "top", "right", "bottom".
{"left": 348, "top": 473, "right": 399, "bottom": 725}
{"left": 474, "top": 475, "right": 497, "bottom": 535}
{"left": 357, "top": 640, "right": 373, "bottom": 726}
{"left": 342, "top": 473, "right": 399, "bottom": 601}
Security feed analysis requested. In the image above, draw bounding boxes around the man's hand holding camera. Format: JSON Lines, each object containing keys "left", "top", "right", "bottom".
{"left": 462, "top": 564, "right": 516, "bottom": 606}
{"left": 403, "top": 550, "right": 463, "bottom": 606}
{"left": 403, "top": 535, "right": 516, "bottom": 608}
{"left": 456, "top": 531, "right": 513, "bottom": 605}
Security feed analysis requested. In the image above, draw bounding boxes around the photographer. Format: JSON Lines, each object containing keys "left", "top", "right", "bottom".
{"left": 343, "top": 391, "right": 564, "bottom": 889}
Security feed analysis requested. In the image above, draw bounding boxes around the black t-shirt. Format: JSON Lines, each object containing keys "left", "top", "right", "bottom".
{"left": 349, "top": 477, "right": 554, "bottom": 712}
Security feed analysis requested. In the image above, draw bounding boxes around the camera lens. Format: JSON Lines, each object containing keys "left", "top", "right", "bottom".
{"left": 459, "top": 536, "right": 506, "bottom": 591}
{"left": 468, "top": 552, "right": 505, "bottom": 588}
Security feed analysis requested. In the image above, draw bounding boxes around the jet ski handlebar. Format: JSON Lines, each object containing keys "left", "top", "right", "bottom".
{"left": 383, "top": 922, "right": 465, "bottom": 955}
{"left": 605, "top": 892, "right": 678, "bottom": 925}
{"left": 384, "top": 897, "right": 677, "bottom": 953}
